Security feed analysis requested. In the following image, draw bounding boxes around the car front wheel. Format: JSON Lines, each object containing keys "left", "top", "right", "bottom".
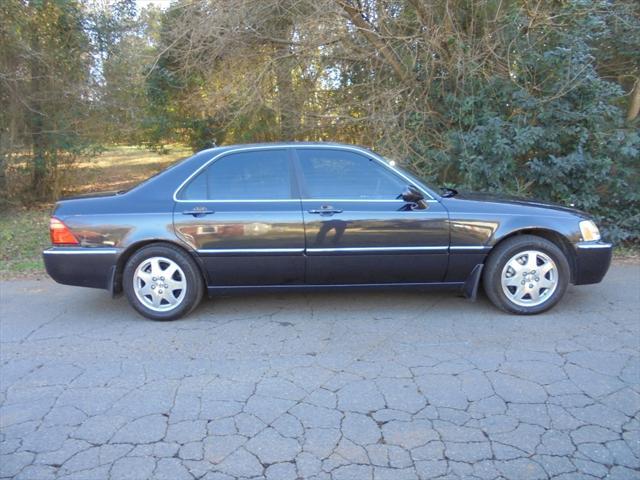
{"left": 123, "top": 244, "right": 204, "bottom": 320}
{"left": 483, "top": 235, "right": 570, "bottom": 314}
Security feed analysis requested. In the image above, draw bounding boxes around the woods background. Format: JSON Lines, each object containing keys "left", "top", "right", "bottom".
{"left": 1, "top": 0, "right": 639, "bottom": 242}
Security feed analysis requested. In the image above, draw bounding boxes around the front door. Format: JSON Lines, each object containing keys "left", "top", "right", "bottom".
{"left": 294, "top": 147, "right": 449, "bottom": 284}
{"left": 173, "top": 147, "right": 305, "bottom": 286}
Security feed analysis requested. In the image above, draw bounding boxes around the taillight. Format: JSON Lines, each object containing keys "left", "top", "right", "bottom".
{"left": 50, "top": 217, "right": 79, "bottom": 245}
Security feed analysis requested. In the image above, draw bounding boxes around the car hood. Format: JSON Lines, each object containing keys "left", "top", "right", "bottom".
{"left": 450, "top": 191, "right": 590, "bottom": 217}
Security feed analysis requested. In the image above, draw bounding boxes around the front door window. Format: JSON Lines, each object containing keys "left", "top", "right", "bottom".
{"left": 297, "top": 149, "right": 406, "bottom": 200}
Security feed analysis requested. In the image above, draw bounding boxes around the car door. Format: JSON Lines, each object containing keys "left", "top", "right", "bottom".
{"left": 173, "top": 147, "right": 305, "bottom": 286}
{"left": 294, "top": 147, "right": 449, "bottom": 284}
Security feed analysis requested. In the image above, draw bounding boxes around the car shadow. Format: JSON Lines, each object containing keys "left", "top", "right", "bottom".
{"left": 60, "top": 281, "right": 604, "bottom": 327}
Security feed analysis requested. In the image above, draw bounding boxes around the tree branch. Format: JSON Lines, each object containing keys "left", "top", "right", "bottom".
{"left": 334, "top": 0, "right": 410, "bottom": 82}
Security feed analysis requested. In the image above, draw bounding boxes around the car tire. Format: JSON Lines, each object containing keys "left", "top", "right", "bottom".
{"left": 483, "top": 235, "right": 570, "bottom": 314}
{"left": 123, "top": 243, "right": 204, "bottom": 321}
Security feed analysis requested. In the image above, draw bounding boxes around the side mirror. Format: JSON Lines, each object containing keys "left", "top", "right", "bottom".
{"left": 401, "top": 185, "right": 424, "bottom": 203}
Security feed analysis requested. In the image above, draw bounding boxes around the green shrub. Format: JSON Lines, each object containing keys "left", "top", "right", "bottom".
{"left": 404, "top": 1, "right": 639, "bottom": 243}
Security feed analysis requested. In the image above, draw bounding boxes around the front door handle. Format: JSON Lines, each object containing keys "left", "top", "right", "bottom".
{"left": 308, "top": 207, "right": 343, "bottom": 215}
{"left": 182, "top": 208, "right": 215, "bottom": 217}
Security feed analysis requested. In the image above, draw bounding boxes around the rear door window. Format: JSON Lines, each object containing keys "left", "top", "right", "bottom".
{"left": 179, "top": 149, "right": 291, "bottom": 200}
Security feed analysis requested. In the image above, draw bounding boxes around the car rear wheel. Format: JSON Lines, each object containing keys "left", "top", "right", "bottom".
{"left": 483, "top": 235, "right": 570, "bottom": 314}
{"left": 123, "top": 244, "right": 204, "bottom": 320}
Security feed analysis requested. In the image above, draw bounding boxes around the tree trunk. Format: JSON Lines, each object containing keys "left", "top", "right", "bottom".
{"left": 0, "top": 142, "right": 6, "bottom": 206}
{"left": 627, "top": 78, "right": 640, "bottom": 123}
{"left": 29, "top": 2, "right": 48, "bottom": 200}
{"left": 30, "top": 80, "right": 48, "bottom": 199}
{"left": 273, "top": 20, "right": 299, "bottom": 139}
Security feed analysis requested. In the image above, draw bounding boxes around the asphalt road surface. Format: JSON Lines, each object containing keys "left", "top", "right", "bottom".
{"left": 1, "top": 264, "right": 639, "bottom": 480}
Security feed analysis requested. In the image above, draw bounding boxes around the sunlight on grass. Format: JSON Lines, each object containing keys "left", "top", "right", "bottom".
{"left": 65, "top": 144, "right": 192, "bottom": 195}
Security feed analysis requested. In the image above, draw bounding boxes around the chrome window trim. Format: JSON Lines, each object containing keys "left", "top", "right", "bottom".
{"left": 184, "top": 199, "right": 299, "bottom": 203}
{"left": 175, "top": 198, "right": 438, "bottom": 203}
{"left": 43, "top": 248, "right": 119, "bottom": 255}
{"left": 302, "top": 198, "right": 439, "bottom": 203}
{"left": 173, "top": 144, "right": 437, "bottom": 203}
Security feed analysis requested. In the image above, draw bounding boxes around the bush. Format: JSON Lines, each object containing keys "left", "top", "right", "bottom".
{"left": 402, "top": 1, "right": 639, "bottom": 243}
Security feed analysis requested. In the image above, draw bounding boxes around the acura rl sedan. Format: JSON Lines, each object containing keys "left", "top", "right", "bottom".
{"left": 43, "top": 143, "right": 612, "bottom": 320}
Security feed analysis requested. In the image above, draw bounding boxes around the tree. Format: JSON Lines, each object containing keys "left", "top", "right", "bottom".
{"left": 86, "top": 0, "right": 161, "bottom": 143}
{"left": 0, "top": 0, "right": 93, "bottom": 201}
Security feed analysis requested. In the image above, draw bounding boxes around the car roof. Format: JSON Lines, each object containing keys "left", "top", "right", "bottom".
{"left": 196, "top": 141, "right": 374, "bottom": 156}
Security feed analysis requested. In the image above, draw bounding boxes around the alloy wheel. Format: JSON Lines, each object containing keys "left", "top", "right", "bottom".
{"left": 133, "top": 256, "right": 187, "bottom": 312}
{"left": 501, "top": 250, "right": 558, "bottom": 307}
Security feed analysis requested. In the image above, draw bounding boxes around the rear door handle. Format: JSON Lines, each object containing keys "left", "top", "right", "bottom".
{"left": 182, "top": 209, "right": 215, "bottom": 217}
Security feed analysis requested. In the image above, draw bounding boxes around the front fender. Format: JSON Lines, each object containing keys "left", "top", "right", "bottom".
{"left": 490, "top": 216, "right": 582, "bottom": 247}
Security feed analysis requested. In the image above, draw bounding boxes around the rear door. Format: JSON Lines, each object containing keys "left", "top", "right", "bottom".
{"left": 173, "top": 147, "right": 305, "bottom": 286}
{"left": 294, "top": 147, "right": 449, "bottom": 284}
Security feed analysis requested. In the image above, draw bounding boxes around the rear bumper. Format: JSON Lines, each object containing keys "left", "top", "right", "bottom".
{"left": 573, "top": 242, "right": 613, "bottom": 285}
{"left": 43, "top": 247, "right": 119, "bottom": 290}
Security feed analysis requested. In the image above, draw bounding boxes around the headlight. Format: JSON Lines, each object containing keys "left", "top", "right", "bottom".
{"left": 579, "top": 220, "right": 601, "bottom": 242}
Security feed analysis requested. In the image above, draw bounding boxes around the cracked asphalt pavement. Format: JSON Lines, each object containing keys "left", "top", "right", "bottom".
{"left": 1, "top": 264, "right": 639, "bottom": 480}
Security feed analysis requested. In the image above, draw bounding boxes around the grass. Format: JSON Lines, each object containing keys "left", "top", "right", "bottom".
{"left": 0, "top": 145, "right": 191, "bottom": 279}
{"left": 614, "top": 243, "right": 640, "bottom": 263}
{"left": 0, "top": 208, "right": 51, "bottom": 279}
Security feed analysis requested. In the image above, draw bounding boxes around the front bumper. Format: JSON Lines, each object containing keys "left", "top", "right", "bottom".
{"left": 43, "top": 247, "right": 119, "bottom": 290}
{"left": 573, "top": 241, "right": 613, "bottom": 285}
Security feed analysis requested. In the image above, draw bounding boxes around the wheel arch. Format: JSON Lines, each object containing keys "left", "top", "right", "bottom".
{"left": 489, "top": 228, "right": 577, "bottom": 283}
{"left": 111, "top": 240, "right": 208, "bottom": 296}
